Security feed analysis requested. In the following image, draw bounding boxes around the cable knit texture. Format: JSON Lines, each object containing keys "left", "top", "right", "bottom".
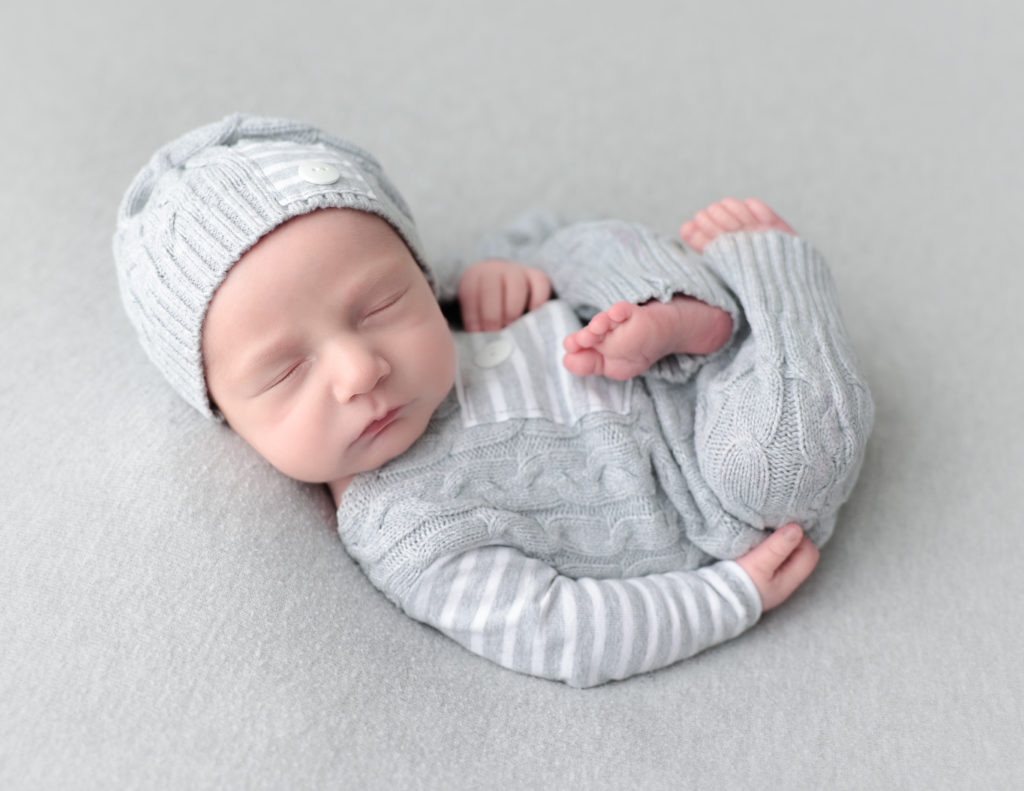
{"left": 336, "top": 220, "right": 874, "bottom": 603}
{"left": 694, "top": 232, "right": 874, "bottom": 529}
{"left": 113, "top": 114, "right": 428, "bottom": 418}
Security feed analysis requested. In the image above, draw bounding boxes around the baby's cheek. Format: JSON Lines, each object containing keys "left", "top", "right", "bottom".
{"left": 250, "top": 415, "right": 331, "bottom": 484}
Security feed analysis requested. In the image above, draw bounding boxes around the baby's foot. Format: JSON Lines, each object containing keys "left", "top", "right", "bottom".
{"left": 680, "top": 197, "right": 795, "bottom": 253}
{"left": 562, "top": 297, "right": 733, "bottom": 380}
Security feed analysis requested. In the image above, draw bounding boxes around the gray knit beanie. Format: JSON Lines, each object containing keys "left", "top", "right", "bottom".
{"left": 114, "top": 113, "right": 429, "bottom": 418}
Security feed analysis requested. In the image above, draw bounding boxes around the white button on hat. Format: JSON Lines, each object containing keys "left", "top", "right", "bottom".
{"left": 474, "top": 338, "right": 514, "bottom": 368}
{"left": 298, "top": 161, "right": 340, "bottom": 185}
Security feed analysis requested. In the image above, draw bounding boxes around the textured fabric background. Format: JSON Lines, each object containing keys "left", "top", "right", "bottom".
{"left": 2, "top": 0, "right": 1022, "bottom": 788}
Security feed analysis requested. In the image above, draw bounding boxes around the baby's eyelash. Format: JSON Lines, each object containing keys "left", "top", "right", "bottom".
{"left": 366, "top": 289, "right": 407, "bottom": 317}
{"left": 267, "top": 359, "right": 308, "bottom": 389}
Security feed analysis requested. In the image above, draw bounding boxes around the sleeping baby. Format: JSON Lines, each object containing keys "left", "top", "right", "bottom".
{"left": 114, "top": 114, "right": 873, "bottom": 687}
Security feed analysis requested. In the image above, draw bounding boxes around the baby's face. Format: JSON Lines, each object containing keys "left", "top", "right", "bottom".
{"left": 202, "top": 208, "right": 455, "bottom": 498}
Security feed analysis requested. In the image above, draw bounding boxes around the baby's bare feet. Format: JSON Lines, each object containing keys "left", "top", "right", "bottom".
{"left": 680, "top": 197, "right": 795, "bottom": 253}
{"left": 562, "top": 297, "right": 733, "bottom": 379}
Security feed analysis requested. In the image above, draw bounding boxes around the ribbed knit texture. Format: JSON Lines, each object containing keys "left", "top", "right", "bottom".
{"left": 113, "top": 114, "right": 428, "bottom": 417}
{"left": 335, "top": 221, "right": 873, "bottom": 685}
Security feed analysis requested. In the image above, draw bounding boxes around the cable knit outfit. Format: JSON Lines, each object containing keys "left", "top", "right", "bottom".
{"left": 112, "top": 116, "right": 872, "bottom": 689}
{"left": 336, "top": 218, "right": 874, "bottom": 688}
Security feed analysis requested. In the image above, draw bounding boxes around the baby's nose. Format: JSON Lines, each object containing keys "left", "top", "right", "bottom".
{"left": 328, "top": 341, "right": 390, "bottom": 403}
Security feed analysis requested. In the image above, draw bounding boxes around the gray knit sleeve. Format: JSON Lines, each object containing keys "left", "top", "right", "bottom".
{"left": 528, "top": 220, "right": 744, "bottom": 383}
{"left": 531, "top": 220, "right": 741, "bottom": 326}
{"left": 401, "top": 546, "right": 762, "bottom": 688}
{"left": 693, "top": 231, "right": 874, "bottom": 535}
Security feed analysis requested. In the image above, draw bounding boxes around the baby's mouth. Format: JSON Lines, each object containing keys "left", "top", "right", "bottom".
{"left": 358, "top": 406, "right": 402, "bottom": 440}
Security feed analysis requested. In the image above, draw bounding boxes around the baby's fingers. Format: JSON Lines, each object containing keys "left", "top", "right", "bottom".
{"left": 478, "top": 279, "right": 506, "bottom": 331}
{"left": 763, "top": 536, "right": 819, "bottom": 611}
{"left": 457, "top": 271, "right": 483, "bottom": 332}
{"left": 459, "top": 261, "right": 551, "bottom": 331}
{"left": 462, "top": 272, "right": 503, "bottom": 332}
{"left": 525, "top": 268, "right": 552, "bottom": 311}
{"left": 736, "top": 524, "right": 820, "bottom": 611}
{"left": 504, "top": 268, "right": 552, "bottom": 325}
{"left": 503, "top": 272, "right": 529, "bottom": 327}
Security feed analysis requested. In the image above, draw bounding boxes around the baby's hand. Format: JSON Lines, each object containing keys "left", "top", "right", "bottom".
{"left": 458, "top": 259, "right": 552, "bottom": 332}
{"left": 736, "top": 524, "right": 820, "bottom": 611}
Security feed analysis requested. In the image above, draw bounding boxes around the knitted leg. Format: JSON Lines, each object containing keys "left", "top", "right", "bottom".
{"left": 692, "top": 232, "right": 874, "bottom": 539}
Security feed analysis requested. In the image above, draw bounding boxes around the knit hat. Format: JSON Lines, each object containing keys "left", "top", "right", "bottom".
{"left": 113, "top": 113, "right": 429, "bottom": 418}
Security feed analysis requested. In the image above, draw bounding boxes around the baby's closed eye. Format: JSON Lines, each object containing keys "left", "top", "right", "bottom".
{"left": 262, "top": 357, "right": 312, "bottom": 393}
{"left": 361, "top": 288, "right": 408, "bottom": 322}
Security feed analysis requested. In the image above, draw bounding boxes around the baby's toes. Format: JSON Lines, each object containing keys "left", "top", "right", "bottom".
{"left": 563, "top": 325, "right": 600, "bottom": 353}
{"left": 563, "top": 331, "right": 585, "bottom": 353}
{"left": 605, "top": 301, "right": 635, "bottom": 326}
{"left": 585, "top": 311, "right": 614, "bottom": 339}
{"left": 707, "top": 202, "right": 743, "bottom": 231}
{"left": 563, "top": 349, "right": 604, "bottom": 377}
{"left": 720, "top": 197, "right": 757, "bottom": 227}
{"left": 693, "top": 209, "right": 726, "bottom": 241}
{"left": 681, "top": 221, "right": 712, "bottom": 252}
{"left": 744, "top": 198, "right": 795, "bottom": 234}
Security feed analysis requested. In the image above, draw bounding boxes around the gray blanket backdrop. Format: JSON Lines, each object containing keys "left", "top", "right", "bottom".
{"left": 3, "top": 0, "right": 1022, "bottom": 788}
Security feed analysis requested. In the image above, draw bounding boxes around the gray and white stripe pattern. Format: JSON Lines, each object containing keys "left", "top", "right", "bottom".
{"left": 455, "top": 301, "right": 633, "bottom": 428}
{"left": 234, "top": 139, "right": 378, "bottom": 206}
{"left": 405, "top": 546, "right": 761, "bottom": 688}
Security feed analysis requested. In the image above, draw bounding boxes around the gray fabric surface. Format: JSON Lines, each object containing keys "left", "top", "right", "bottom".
{"left": 2, "top": 0, "right": 1022, "bottom": 788}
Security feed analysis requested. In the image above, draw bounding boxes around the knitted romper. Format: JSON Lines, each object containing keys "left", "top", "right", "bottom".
{"left": 336, "top": 219, "right": 874, "bottom": 687}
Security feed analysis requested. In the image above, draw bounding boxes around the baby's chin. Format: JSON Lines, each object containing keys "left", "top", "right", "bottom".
{"left": 323, "top": 435, "right": 420, "bottom": 504}
{"left": 333, "top": 414, "right": 431, "bottom": 483}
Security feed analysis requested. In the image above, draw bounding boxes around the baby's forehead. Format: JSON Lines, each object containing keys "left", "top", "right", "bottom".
{"left": 207, "top": 208, "right": 414, "bottom": 319}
